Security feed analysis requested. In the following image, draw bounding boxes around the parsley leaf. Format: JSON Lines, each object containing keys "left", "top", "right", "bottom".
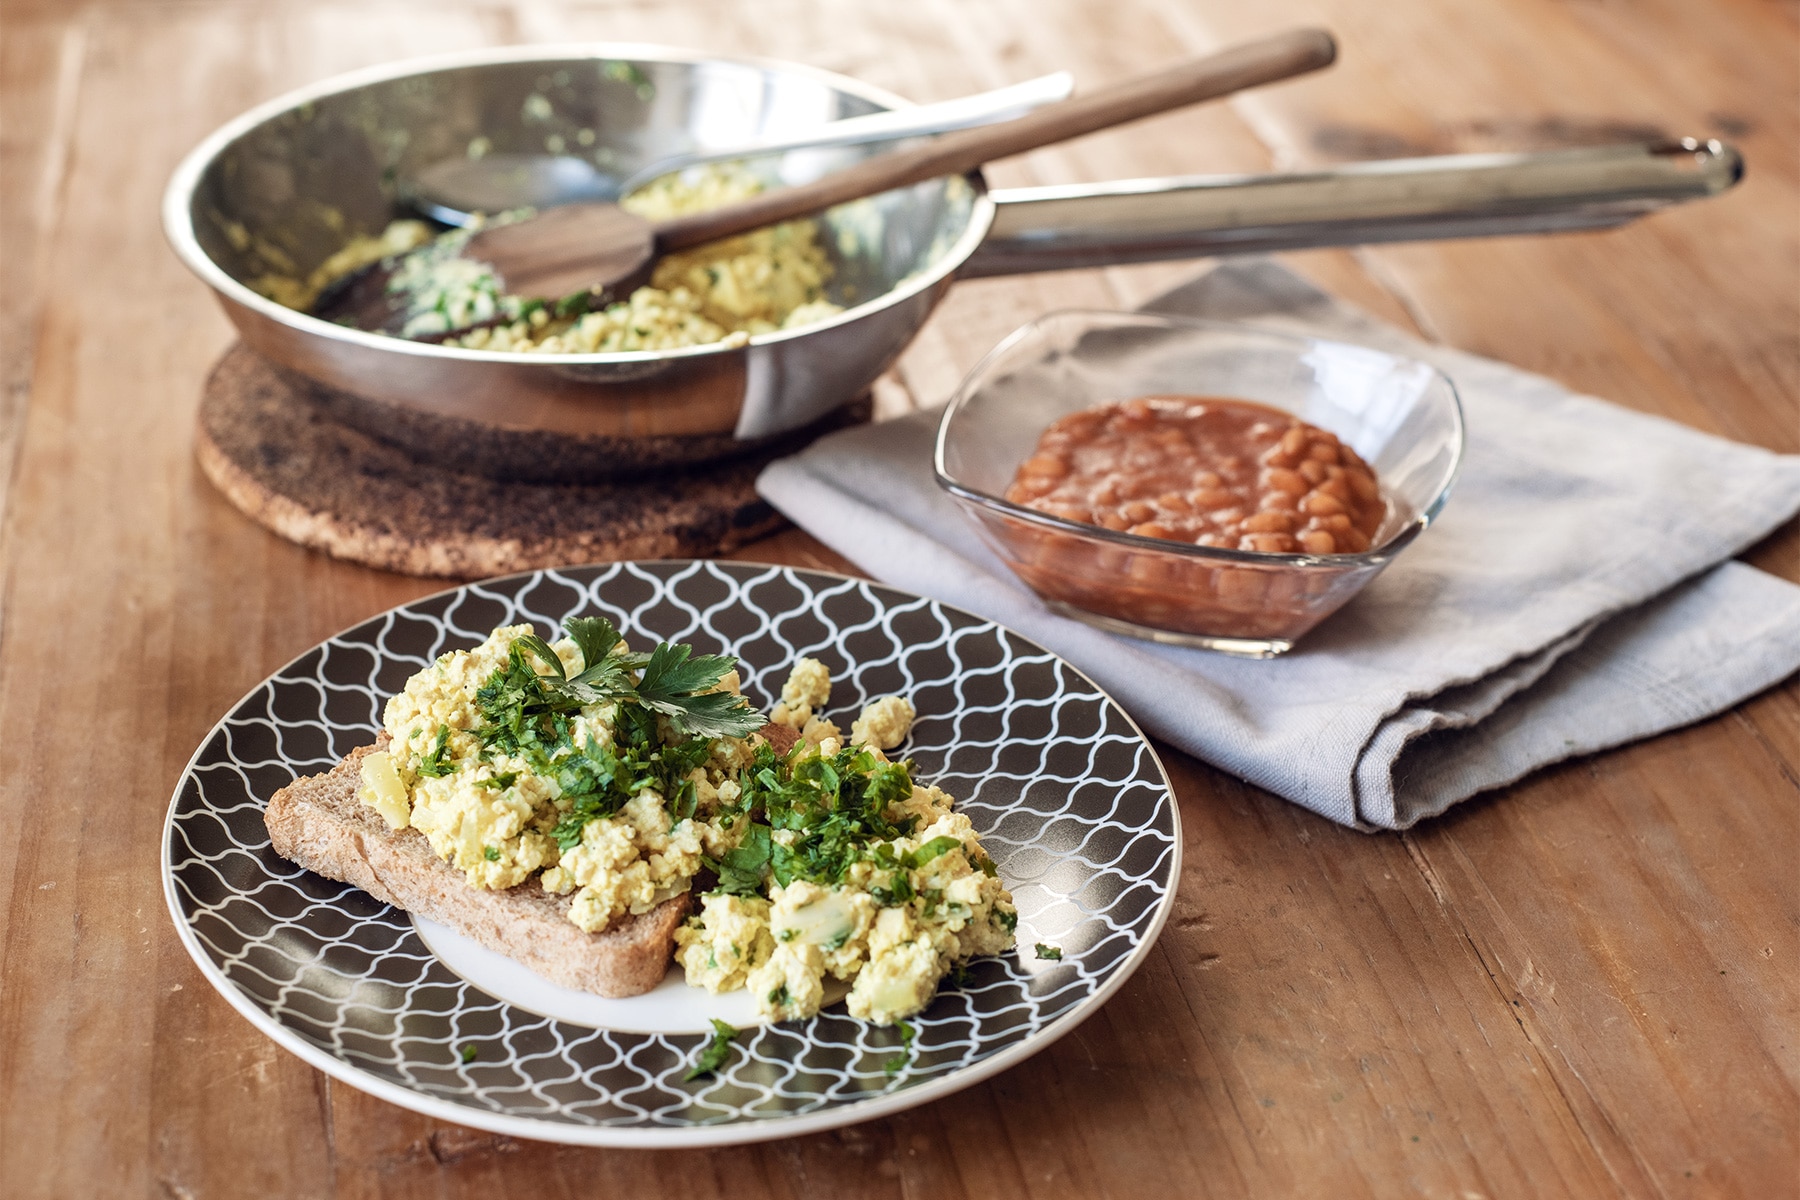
{"left": 490, "top": 618, "right": 761, "bottom": 744}
{"left": 563, "top": 615, "right": 628, "bottom": 674}
{"left": 706, "top": 823, "right": 772, "bottom": 895}
{"left": 684, "top": 1018, "right": 739, "bottom": 1081}
{"left": 869, "top": 872, "right": 915, "bottom": 908}
{"left": 883, "top": 1020, "right": 916, "bottom": 1076}
{"left": 473, "top": 643, "right": 587, "bottom": 760}
{"left": 906, "top": 836, "right": 962, "bottom": 870}
{"left": 633, "top": 641, "right": 764, "bottom": 739}
{"left": 513, "top": 632, "right": 569, "bottom": 682}
{"left": 559, "top": 616, "right": 644, "bottom": 703}
{"left": 417, "top": 725, "right": 455, "bottom": 777}
{"left": 1034, "top": 943, "right": 1062, "bottom": 961}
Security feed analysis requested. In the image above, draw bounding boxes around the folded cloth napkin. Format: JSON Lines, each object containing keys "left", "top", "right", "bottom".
{"left": 758, "top": 260, "right": 1800, "bottom": 829}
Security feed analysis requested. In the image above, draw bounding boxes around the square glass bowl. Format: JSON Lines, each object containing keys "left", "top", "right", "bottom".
{"left": 934, "top": 311, "right": 1464, "bottom": 656}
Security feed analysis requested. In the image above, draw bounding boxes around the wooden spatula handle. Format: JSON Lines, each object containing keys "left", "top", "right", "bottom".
{"left": 654, "top": 28, "right": 1337, "bottom": 252}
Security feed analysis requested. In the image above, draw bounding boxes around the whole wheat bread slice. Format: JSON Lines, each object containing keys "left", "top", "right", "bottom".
{"left": 264, "top": 740, "right": 688, "bottom": 998}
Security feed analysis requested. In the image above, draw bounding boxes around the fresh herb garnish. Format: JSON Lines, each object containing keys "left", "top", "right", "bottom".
{"left": 632, "top": 641, "right": 765, "bottom": 739}
{"left": 516, "top": 616, "right": 637, "bottom": 701}
{"left": 996, "top": 910, "right": 1017, "bottom": 934}
{"left": 417, "top": 724, "right": 455, "bottom": 777}
{"left": 869, "top": 873, "right": 915, "bottom": 908}
{"left": 553, "top": 290, "right": 596, "bottom": 319}
{"left": 906, "top": 836, "right": 962, "bottom": 870}
{"left": 684, "top": 1018, "right": 739, "bottom": 1081}
{"left": 547, "top": 722, "right": 714, "bottom": 851}
{"left": 1034, "top": 943, "right": 1062, "bottom": 961}
{"left": 468, "top": 617, "right": 758, "bottom": 851}
{"left": 739, "top": 742, "right": 919, "bottom": 895}
{"left": 475, "top": 772, "right": 518, "bottom": 790}
{"left": 706, "top": 823, "right": 773, "bottom": 895}
{"left": 883, "top": 1020, "right": 916, "bottom": 1076}
{"left": 473, "top": 644, "right": 587, "bottom": 760}
{"left": 511, "top": 616, "right": 763, "bottom": 740}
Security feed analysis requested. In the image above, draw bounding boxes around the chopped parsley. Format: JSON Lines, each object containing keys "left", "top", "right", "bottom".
{"left": 684, "top": 1019, "right": 738, "bottom": 1081}
{"left": 706, "top": 823, "right": 773, "bottom": 895}
{"left": 417, "top": 724, "right": 455, "bottom": 777}
{"left": 883, "top": 1020, "right": 916, "bottom": 1076}
{"left": 907, "top": 836, "right": 962, "bottom": 870}
{"left": 464, "top": 616, "right": 763, "bottom": 851}
{"left": 869, "top": 872, "right": 915, "bottom": 908}
{"left": 546, "top": 717, "right": 714, "bottom": 851}
{"left": 1034, "top": 943, "right": 1062, "bottom": 961}
{"left": 696, "top": 741, "right": 925, "bottom": 901}
{"left": 760, "top": 744, "right": 917, "bottom": 888}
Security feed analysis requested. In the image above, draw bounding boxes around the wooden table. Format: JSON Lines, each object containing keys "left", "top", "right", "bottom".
{"left": 2, "top": 1, "right": 1794, "bottom": 1195}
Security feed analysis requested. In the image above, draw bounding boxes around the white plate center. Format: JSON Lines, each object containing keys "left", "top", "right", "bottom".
{"left": 412, "top": 915, "right": 763, "bottom": 1034}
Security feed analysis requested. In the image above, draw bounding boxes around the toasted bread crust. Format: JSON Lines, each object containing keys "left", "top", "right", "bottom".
{"left": 263, "top": 741, "right": 688, "bottom": 998}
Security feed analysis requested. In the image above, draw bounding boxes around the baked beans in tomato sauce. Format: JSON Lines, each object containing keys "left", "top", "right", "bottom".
{"left": 1005, "top": 396, "right": 1384, "bottom": 555}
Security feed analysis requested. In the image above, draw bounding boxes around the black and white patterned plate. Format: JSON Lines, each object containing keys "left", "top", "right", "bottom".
{"left": 163, "top": 561, "right": 1179, "bottom": 1146}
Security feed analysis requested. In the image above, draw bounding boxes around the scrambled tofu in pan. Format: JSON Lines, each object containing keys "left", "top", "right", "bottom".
{"left": 256, "top": 166, "right": 843, "bottom": 352}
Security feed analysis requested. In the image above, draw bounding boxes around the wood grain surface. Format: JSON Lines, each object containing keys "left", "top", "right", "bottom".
{"left": 0, "top": 1, "right": 1794, "bottom": 1197}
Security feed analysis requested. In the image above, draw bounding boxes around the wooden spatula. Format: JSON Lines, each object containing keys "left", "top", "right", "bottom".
{"left": 323, "top": 29, "right": 1336, "bottom": 335}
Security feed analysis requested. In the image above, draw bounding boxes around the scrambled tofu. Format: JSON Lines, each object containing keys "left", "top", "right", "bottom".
{"left": 851, "top": 695, "right": 915, "bottom": 751}
{"left": 358, "top": 623, "right": 1015, "bottom": 1026}
{"left": 361, "top": 621, "right": 753, "bottom": 929}
{"left": 771, "top": 656, "right": 832, "bottom": 728}
{"left": 674, "top": 663, "right": 1014, "bottom": 1025}
{"left": 264, "top": 165, "right": 842, "bottom": 350}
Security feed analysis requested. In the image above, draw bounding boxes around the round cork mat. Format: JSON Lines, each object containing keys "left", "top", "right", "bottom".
{"left": 195, "top": 345, "right": 867, "bottom": 578}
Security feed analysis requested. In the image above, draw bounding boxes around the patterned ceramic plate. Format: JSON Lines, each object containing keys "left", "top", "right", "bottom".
{"left": 162, "top": 561, "right": 1179, "bottom": 1146}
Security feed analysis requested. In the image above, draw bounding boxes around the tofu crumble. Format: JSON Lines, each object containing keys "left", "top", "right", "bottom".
{"left": 355, "top": 625, "right": 1016, "bottom": 1026}
{"left": 256, "top": 165, "right": 843, "bottom": 350}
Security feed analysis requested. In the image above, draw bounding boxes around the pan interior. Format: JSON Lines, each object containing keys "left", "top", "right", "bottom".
{"left": 190, "top": 53, "right": 981, "bottom": 338}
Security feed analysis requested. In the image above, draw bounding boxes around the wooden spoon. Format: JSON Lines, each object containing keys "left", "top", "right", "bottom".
{"left": 321, "top": 29, "right": 1336, "bottom": 336}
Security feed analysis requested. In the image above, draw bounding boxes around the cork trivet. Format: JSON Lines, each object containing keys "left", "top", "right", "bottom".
{"left": 196, "top": 345, "right": 867, "bottom": 578}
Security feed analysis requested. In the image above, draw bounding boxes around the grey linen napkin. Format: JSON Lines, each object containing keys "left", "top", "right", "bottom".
{"left": 757, "top": 261, "right": 1800, "bottom": 829}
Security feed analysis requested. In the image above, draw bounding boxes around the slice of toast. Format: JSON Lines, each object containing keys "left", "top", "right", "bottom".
{"left": 264, "top": 740, "right": 688, "bottom": 998}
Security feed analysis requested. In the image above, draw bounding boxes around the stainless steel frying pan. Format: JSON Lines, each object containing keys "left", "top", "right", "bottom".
{"left": 163, "top": 45, "right": 1741, "bottom": 482}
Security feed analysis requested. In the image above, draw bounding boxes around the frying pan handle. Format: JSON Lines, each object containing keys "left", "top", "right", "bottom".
{"left": 654, "top": 29, "right": 1337, "bottom": 252}
{"left": 958, "top": 139, "right": 1743, "bottom": 277}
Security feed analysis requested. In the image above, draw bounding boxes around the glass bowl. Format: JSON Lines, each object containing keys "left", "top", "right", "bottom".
{"left": 933, "top": 310, "right": 1464, "bottom": 657}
